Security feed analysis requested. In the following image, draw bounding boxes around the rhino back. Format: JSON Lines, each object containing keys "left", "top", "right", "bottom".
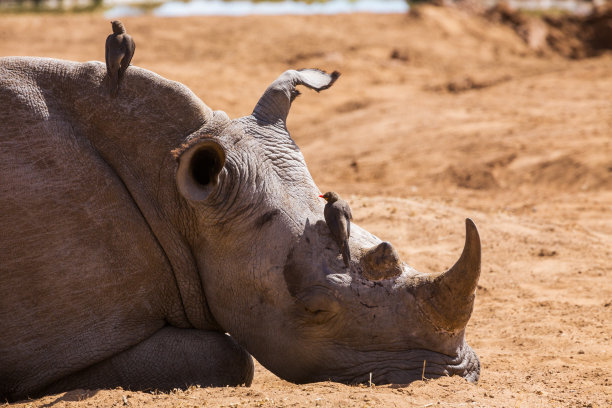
{"left": 0, "top": 57, "right": 206, "bottom": 397}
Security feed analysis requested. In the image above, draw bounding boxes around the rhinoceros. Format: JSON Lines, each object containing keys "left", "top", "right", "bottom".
{"left": 0, "top": 57, "right": 481, "bottom": 402}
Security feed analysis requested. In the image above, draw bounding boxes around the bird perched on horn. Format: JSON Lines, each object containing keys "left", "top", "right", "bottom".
{"left": 105, "top": 20, "right": 135, "bottom": 97}
{"left": 319, "top": 191, "right": 353, "bottom": 268}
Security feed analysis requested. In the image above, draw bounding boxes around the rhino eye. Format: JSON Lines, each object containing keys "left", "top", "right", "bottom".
{"left": 296, "top": 287, "right": 340, "bottom": 324}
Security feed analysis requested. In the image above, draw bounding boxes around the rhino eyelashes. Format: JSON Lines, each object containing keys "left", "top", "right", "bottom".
{"left": 302, "top": 308, "right": 337, "bottom": 325}
{"left": 255, "top": 209, "right": 280, "bottom": 229}
{"left": 297, "top": 294, "right": 340, "bottom": 325}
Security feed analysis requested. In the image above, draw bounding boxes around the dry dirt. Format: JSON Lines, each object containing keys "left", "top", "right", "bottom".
{"left": 1, "top": 4, "right": 611, "bottom": 407}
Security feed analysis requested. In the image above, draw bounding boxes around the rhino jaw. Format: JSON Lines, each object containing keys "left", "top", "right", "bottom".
{"left": 416, "top": 218, "right": 481, "bottom": 334}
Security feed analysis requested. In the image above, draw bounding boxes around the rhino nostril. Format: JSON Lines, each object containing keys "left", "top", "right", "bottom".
{"left": 360, "top": 241, "right": 402, "bottom": 281}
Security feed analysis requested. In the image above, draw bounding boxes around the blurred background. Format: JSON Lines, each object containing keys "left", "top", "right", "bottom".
{"left": 1, "top": 1, "right": 611, "bottom": 407}
{"left": 0, "top": 0, "right": 608, "bottom": 15}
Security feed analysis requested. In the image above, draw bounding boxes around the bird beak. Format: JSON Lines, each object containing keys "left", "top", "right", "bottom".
{"left": 318, "top": 194, "right": 324, "bottom": 198}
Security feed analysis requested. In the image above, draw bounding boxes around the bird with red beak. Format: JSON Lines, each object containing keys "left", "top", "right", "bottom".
{"left": 319, "top": 191, "right": 353, "bottom": 267}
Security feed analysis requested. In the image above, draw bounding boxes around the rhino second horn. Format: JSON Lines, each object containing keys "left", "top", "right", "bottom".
{"left": 417, "top": 218, "right": 481, "bottom": 334}
{"left": 360, "top": 241, "right": 402, "bottom": 281}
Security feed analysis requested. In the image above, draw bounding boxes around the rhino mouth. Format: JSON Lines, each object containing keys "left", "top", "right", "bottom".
{"left": 312, "top": 343, "right": 480, "bottom": 385}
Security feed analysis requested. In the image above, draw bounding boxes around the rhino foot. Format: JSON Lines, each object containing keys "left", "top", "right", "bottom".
{"left": 18, "top": 327, "right": 253, "bottom": 401}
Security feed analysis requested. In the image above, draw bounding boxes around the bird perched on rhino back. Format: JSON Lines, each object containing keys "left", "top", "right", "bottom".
{"left": 105, "top": 20, "right": 135, "bottom": 97}
{"left": 320, "top": 191, "right": 353, "bottom": 268}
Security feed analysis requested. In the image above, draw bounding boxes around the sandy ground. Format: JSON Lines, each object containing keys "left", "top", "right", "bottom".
{"left": 1, "top": 4, "right": 611, "bottom": 407}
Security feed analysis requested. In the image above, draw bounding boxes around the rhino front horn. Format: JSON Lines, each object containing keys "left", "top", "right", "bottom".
{"left": 252, "top": 69, "right": 340, "bottom": 125}
{"left": 417, "top": 218, "right": 481, "bottom": 334}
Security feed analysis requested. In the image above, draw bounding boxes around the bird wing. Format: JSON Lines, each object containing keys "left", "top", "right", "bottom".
{"left": 120, "top": 35, "right": 136, "bottom": 73}
{"left": 105, "top": 35, "right": 112, "bottom": 74}
{"left": 346, "top": 214, "right": 350, "bottom": 239}
{"left": 324, "top": 204, "right": 348, "bottom": 246}
{"left": 345, "top": 203, "right": 353, "bottom": 220}
{"left": 338, "top": 200, "right": 352, "bottom": 237}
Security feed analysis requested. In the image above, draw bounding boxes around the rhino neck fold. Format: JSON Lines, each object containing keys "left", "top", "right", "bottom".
{"left": 63, "top": 59, "right": 221, "bottom": 330}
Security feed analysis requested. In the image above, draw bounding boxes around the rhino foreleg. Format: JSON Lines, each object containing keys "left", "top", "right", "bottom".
{"left": 38, "top": 327, "right": 253, "bottom": 397}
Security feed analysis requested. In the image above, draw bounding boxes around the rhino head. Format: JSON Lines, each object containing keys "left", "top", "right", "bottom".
{"left": 173, "top": 69, "right": 481, "bottom": 384}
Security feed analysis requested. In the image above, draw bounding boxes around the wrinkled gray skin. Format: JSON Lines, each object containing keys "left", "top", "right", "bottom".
{"left": 0, "top": 57, "right": 481, "bottom": 402}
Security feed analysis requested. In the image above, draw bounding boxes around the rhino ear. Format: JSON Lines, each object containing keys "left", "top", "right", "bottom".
{"left": 175, "top": 138, "right": 226, "bottom": 202}
{"left": 252, "top": 69, "right": 340, "bottom": 125}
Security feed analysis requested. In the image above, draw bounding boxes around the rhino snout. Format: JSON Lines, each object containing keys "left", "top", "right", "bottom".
{"left": 360, "top": 241, "right": 402, "bottom": 281}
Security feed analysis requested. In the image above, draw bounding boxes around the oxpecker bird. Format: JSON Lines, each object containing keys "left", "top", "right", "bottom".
{"left": 319, "top": 191, "right": 353, "bottom": 267}
{"left": 105, "top": 20, "right": 135, "bottom": 97}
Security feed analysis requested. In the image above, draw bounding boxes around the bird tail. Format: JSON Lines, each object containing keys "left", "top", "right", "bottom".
{"left": 109, "top": 76, "right": 119, "bottom": 98}
{"left": 341, "top": 240, "right": 350, "bottom": 268}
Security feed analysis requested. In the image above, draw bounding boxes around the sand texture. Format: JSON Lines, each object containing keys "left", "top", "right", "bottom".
{"left": 1, "top": 4, "right": 611, "bottom": 407}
